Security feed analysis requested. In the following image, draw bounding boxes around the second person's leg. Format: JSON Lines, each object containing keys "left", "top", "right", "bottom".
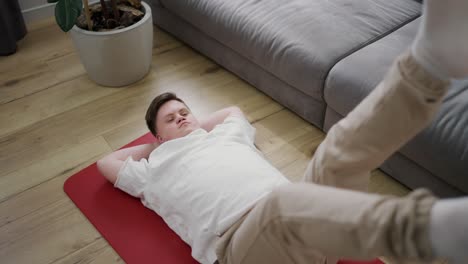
{"left": 217, "top": 183, "right": 438, "bottom": 264}
{"left": 303, "top": 0, "right": 468, "bottom": 191}
{"left": 303, "top": 51, "right": 449, "bottom": 191}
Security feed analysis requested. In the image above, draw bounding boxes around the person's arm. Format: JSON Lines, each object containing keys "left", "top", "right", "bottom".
{"left": 199, "top": 106, "right": 245, "bottom": 132}
{"left": 97, "top": 143, "right": 158, "bottom": 184}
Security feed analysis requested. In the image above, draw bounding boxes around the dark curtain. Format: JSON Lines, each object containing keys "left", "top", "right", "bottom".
{"left": 0, "top": 0, "right": 27, "bottom": 56}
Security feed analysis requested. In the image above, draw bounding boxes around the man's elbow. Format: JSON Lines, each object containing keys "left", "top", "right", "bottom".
{"left": 96, "top": 158, "right": 108, "bottom": 179}
{"left": 96, "top": 157, "right": 118, "bottom": 184}
{"left": 228, "top": 106, "right": 244, "bottom": 117}
{"left": 96, "top": 158, "right": 105, "bottom": 175}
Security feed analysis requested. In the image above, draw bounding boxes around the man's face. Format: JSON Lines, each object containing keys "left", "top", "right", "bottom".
{"left": 155, "top": 100, "right": 200, "bottom": 143}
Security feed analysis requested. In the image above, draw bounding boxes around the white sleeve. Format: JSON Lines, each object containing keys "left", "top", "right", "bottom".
{"left": 114, "top": 156, "right": 149, "bottom": 198}
{"left": 212, "top": 116, "right": 256, "bottom": 145}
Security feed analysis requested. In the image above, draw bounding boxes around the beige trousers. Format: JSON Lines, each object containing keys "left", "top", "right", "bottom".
{"left": 215, "top": 52, "right": 450, "bottom": 264}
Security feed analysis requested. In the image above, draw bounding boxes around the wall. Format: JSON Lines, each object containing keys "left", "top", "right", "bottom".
{"left": 19, "top": 0, "right": 99, "bottom": 25}
{"left": 19, "top": 0, "right": 55, "bottom": 24}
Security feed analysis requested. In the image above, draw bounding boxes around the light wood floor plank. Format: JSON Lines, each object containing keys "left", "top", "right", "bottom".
{"left": 0, "top": 197, "right": 100, "bottom": 264}
{"left": 369, "top": 169, "right": 410, "bottom": 196}
{"left": 254, "top": 109, "right": 324, "bottom": 156}
{"left": 0, "top": 136, "right": 111, "bottom": 227}
{"left": 0, "top": 137, "right": 113, "bottom": 264}
{"left": 0, "top": 21, "right": 74, "bottom": 73}
{"left": 50, "top": 238, "right": 122, "bottom": 264}
{"left": 0, "top": 136, "right": 110, "bottom": 204}
{"left": 0, "top": 60, "right": 60, "bottom": 105}
{"left": 102, "top": 119, "right": 153, "bottom": 151}
{"left": 253, "top": 109, "right": 325, "bottom": 182}
{"left": 0, "top": 75, "right": 118, "bottom": 138}
{"left": 45, "top": 52, "right": 86, "bottom": 84}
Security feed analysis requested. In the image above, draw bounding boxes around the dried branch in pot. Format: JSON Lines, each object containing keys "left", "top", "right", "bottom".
{"left": 117, "top": 0, "right": 142, "bottom": 9}
{"left": 118, "top": 6, "right": 143, "bottom": 27}
{"left": 75, "top": 0, "right": 144, "bottom": 31}
{"left": 117, "top": 5, "right": 144, "bottom": 17}
{"left": 76, "top": 13, "right": 91, "bottom": 29}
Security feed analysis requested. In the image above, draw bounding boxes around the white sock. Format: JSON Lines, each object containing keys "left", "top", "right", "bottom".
{"left": 430, "top": 198, "right": 468, "bottom": 263}
{"left": 411, "top": 0, "right": 468, "bottom": 80}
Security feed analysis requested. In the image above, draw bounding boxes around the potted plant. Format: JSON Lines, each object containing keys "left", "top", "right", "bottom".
{"left": 48, "top": 0, "right": 153, "bottom": 87}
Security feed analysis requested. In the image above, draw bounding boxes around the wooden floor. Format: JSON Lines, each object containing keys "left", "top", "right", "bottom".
{"left": 0, "top": 18, "right": 411, "bottom": 264}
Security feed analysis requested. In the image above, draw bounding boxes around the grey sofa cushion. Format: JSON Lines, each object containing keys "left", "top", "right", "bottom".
{"left": 324, "top": 106, "right": 465, "bottom": 197}
{"left": 151, "top": 4, "right": 328, "bottom": 128}
{"left": 325, "top": 18, "right": 468, "bottom": 193}
{"left": 158, "top": 0, "right": 420, "bottom": 102}
{"left": 325, "top": 19, "right": 420, "bottom": 114}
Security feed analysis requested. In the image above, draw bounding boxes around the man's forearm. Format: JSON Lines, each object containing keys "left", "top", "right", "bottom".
{"left": 200, "top": 106, "right": 244, "bottom": 132}
{"left": 107, "top": 143, "right": 158, "bottom": 162}
{"left": 97, "top": 143, "right": 158, "bottom": 184}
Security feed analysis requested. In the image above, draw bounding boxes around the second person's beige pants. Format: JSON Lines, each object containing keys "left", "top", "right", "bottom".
{"left": 215, "top": 51, "right": 450, "bottom": 264}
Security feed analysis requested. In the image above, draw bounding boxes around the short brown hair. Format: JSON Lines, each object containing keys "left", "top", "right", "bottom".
{"left": 145, "top": 92, "right": 186, "bottom": 136}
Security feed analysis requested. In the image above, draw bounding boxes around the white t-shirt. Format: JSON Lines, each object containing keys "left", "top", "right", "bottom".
{"left": 115, "top": 116, "right": 290, "bottom": 264}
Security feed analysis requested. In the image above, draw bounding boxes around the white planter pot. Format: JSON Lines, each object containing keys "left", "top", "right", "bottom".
{"left": 70, "top": 1, "right": 153, "bottom": 87}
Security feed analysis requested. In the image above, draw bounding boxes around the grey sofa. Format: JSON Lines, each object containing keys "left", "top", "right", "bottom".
{"left": 148, "top": 0, "right": 468, "bottom": 197}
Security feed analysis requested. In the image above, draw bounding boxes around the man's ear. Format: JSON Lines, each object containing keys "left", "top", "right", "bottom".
{"left": 156, "top": 134, "right": 164, "bottom": 144}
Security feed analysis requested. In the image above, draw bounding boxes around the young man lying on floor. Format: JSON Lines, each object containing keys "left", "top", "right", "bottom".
{"left": 97, "top": 0, "right": 468, "bottom": 263}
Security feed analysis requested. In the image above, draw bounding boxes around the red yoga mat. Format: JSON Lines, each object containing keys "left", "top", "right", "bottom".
{"left": 64, "top": 132, "right": 384, "bottom": 264}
